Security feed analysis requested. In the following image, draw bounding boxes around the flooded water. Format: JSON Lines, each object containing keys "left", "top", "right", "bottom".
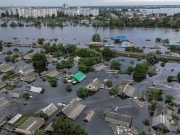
{"left": 0, "top": 24, "right": 180, "bottom": 135}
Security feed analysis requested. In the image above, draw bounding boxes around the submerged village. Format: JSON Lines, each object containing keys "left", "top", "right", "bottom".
{"left": 1, "top": 5, "right": 180, "bottom": 135}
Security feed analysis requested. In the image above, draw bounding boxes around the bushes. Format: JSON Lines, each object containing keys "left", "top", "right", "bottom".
{"left": 125, "top": 47, "right": 143, "bottom": 52}
{"left": 49, "top": 77, "right": 58, "bottom": 87}
{"left": 32, "top": 53, "right": 47, "bottom": 67}
{"left": 105, "top": 80, "right": 113, "bottom": 88}
{"left": 109, "top": 88, "right": 118, "bottom": 96}
{"left": 23, "top": 93, "right": 30, "bottom": 100}
{"left": 66, "top": 84, "right": 72, "bottom": 92}
{"left": 77, "top": 87, "right": 88, "bottom": 99}
{"left": 110, "top": 60, "right": 121, "bottom": 70}
{"left": 133, "top": 62, "right": 149, "bottom": 78}
{"left": 146, "top": 88, "right": 164, "bottom": 101}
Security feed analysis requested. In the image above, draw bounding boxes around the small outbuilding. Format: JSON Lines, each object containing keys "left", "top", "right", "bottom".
{"left": 46, "top": 54, "right": 58, "bottom": 63}
{"left": 139, "top": 92, "right": 147, "bottom": 101}
{"left": 8, "top": 114, "right": 22, "bottom": 125}
{"left": 0, "top": 63, "right": 15, "bottom": 73}
{"left": 92, "top": 63, "right": 107, "bottom": 71}
{"left": 44, "top": 70, "right": 60, "bottom": 78}
{"left": 118, "top": 83, "right": 135, "bottom": 98}
{"left": 105, "top": 112, "right": 132, "bottom": 127}
{"left": 9, "top": 92, "right": 21, "bottom": 98}
{"left": 68, "top": 71, "right": 86, "bottom": 83}
{"left": 86, "top": 78, "right": 102, "bottom": 92}
{"left": 44, "top": 122, "right": 53, "bottom": 135}
{"left": 57, "top": 99, "right": 86, "bottom": 120}
{"left": 24, "top": 85, "right": 43, "bottom": 93}
{"left": 23, "top": 75, "right": 36, "bottom": 83}
{"left": 19, "top": 65, "right": 34, "bottom": 76}
{"left": 15, "top": 117, "right": 44, "bottom": 135}
{"left": 84, "top": 110, "right": 95, "bottom": 122}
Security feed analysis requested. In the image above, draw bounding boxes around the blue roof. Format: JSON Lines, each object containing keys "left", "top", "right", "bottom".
{"left": 114, "top": 36, "right": 127, "bottom": 41}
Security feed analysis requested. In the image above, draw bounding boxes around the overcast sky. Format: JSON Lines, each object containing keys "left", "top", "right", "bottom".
{"left": 1, "top": 0, "right": 180, "bottom": 6}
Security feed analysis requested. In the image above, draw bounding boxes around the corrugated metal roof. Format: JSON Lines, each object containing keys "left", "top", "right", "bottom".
{"left": 0, "top": 63, "right": 15, "bottom": 73}
{"left": 41, "top": 103, "right": 58, "bottom": 117}
{"left": 119, "top": 83, "right": 135, "bottom": 97}
{"left": 15, "top": 117, "right": 44, "bottom": 134}
{"left": 105, "top": 112, "right": 132, "bottom": 127}
{"left": 152, "top": 114, "right": 170, "bottom": 131}
{"left": 61, "top": 99, "right": 86, "bottom": 120}
{"left": 92, "top": 63, "right": 107, "bottom": 71}
{"left": 8, "top": 114, "right": 22, "bottom": 124}
{"left": 86, "top": 78, "right": 102, "bottom": 92}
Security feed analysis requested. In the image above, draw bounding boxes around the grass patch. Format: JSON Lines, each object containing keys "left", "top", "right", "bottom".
{"left": 6, "top": 84, "right": 17, "bottom": 90}
{"left": 16, "top": 116, "right": 29, "bottom": 127}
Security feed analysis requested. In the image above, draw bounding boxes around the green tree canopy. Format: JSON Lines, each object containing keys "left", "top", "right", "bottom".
{"left": 52, "top": 117, "right": 86, "bottom": 135}
{"left": 37, "top": 38, "right": 45, "bottom": 45}
{"left": 147, "top": 52, "right": 159, "bottom": 65}
{"left": 146, "top": 88, "right": 164, "bottom": 101}
{"left": 102, "top": 47, "right": 117, "bottom": 58}
{"left": 35, "top": 130, "right": 45, "bottom": 135}
{"left": 109, "top": 87, "right": 118, "bottom": 96}
{"left": 92, "top": 33, "right": 101, "bottom": 42}
{"left": 105, "top": 80, "right": 113, "bottom": 88}
{"left": 32, "top": 53, "right": 47, "bottom": 67}
{"left": 49, "top": 77, "right": 58, "bottom": 87}
{"left": 110, "top": 60, "right": 121, "bottom": 70}
{"left": 133, "top": 62, "right": 149, "bottom": 78}
{"left": 76, "top": 87, "right": 88, "bottom": 99}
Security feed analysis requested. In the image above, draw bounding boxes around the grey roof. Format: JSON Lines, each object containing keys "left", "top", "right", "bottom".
{"left": 9, "top": 92, "right": 21, "bottom": 98}
{"left": 92, "top": 63, "right": 107, "bottom": 71}
{"left": 105, "top": 112, "right": 132, "bottom": 127}
{"left": 152, "top": 114, "right": 170, "bottom": 131}
{"left": 19, "top": 65, "right": 34, "bottom": 76}
{"left": 41, "top": 103, "right": 58, "bottom": 117}
{"left": 25, "top": 85, "right": 43, "bottom": 93}
{"left": 46, "top": 54, "right": 58, "bottom": 63}
{"left": 15, "top": 117, "right": 44, "bottom": 135}
{"left": 153, "top": 105, "right": 173, "bottom": 120}
{"left": 23, "top": 52, "right": 36, "bottom": 60}
{"left": 44, "top": 122, "right": 53, "bottom": 132}
{"left": 118, "top": 83, "right": 135, "bottom": 97}
{"left": 44, "top": 70, "right": 60, "bottom": 78}
{"left": 0, "top": 82, "right": 7, "bottom": 90}
{"left": 23, "top": 75, "right": 36, "bottom": 83}
{"left": 8, "top": 114, "right": 22, "bottom": 124}
{"left": 86, "top": 78, "right": 102, "bottom": 92}
{"left": 0, "top": 63, "right": 15, "bottom": 73}
{"left": 0, "top": 97, "right": 10, "bottom": 109}
{"left": 61, "top": 99, "right": 86, "bottom": 120}
{"left": 147, "top": 65, "right": 160, "bottom": 75}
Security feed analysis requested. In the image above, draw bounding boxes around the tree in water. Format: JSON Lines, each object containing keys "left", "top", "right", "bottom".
{"left": 92, "top": 33, "right": 101, "bottom": 42}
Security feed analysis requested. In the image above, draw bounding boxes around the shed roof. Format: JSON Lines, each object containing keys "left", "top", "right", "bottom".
{"left": 0, "top": 97, "right": 10, "bottom": 109}
{"left": 24, "top": 75, "right": 36, "bottom": 83}
{"left": 25, "top": 85, "right": 43, "bottom": 93}
{"left": 9, "top": 92, "right": 21, "bottom": 98}
{"left": 0, "top": 63, "right": 15, "bottom": 73}
{"left": 41, "top": 103, "right": 58, "bottom": 117}
{"left": 114, "top": 36, "right": 127, "bottom": 41}
{"left": 105, "top": 112, "right": 132, "bottom": 127}
{"left": 92, "top": 63, "right": 107, "bottom": 71}
{"left": 61, "top": 99, "right": 86, "bottom": 120}
{"left": 15, "top": 117, "right": 44, "bottom": 135}
{"left": 84, "top": 110, "right": 95, "bottom": 122}
{"left": 153, "top": 105, "right": 172, "bottom": 120}
{"left": 23, "top": 52, "right": 36, "bottom": 60}
{"left": 152, "top": 114, "right": 170, "bottom": 131}
{"left": 86, "top": 78, "right": 102, "bottom": 92}
{"left": 118, "top": 83, "right": 135, "bottom": 97}
{"left": 8, "top": 114, "right": 22, "bottom": 124}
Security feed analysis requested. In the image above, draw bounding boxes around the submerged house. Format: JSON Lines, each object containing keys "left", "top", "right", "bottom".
{"left": 114, "top": 36, "right": 127, "bottom": 42}
{"left": 86, "top": 78, "right": 102, "bottom": 92}
{"left": 57, "top": 99, "right": 86, "bottom": 120}
{"left": 40, "top": 103, "right": 58, "bottom": 117}
{"left": 19, "top": 65, "right": 34, "bottom": 76}
{"left": 152, "top": 105, "right": 172, "bottom": 132}
{"left": 24, "top": 85, "right": 44, "bottom": 93}
{"left": 105, "top": 112, "right": 132, "bottom": 127}
{"left": 92, "top": 63, "right": 107, "bottom": 71}
{"left": 118, "top": 83, "right": 135, "bottom": 98}
{"left": 0, "top": 63, "right": 15, "bottom": 73}
{"left": 68, "top": 71, "right": 86, "bottom": 83}
{"left": 23, "top": 52, "right": 36, "bottom": 60}
{"left": 15, "top": 117, "right": 44, "bottom": 135}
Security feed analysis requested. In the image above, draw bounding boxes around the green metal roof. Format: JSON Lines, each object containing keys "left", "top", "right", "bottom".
{"left": 72, "top": 71, "right": 86, "bottom": 82}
